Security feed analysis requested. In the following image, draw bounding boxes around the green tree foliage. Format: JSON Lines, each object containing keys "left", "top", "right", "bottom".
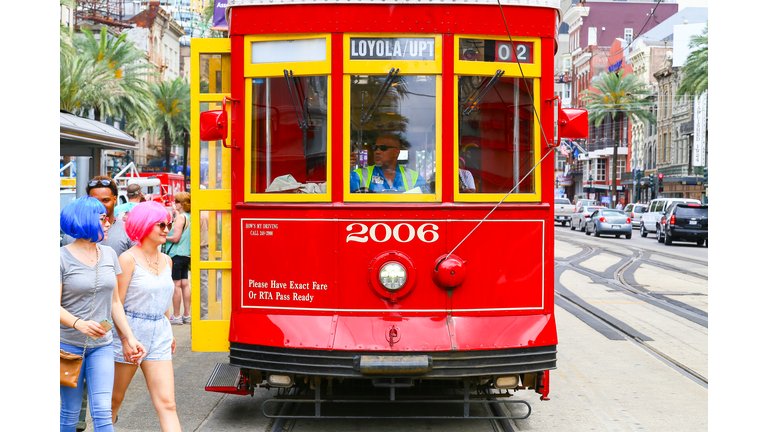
{"left": 677, "top": 23, "right": 708, "bottom": 96}
{"left": 149, "top": 78, "right": 191, "bottom": 173}
{"left": 60, "top": 27, "right": 156, "bottom": 131}
{"left": 580, "top": 70, "right": 656, "bottom": 207}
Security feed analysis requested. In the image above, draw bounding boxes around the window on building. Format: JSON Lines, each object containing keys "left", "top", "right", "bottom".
{"left": 624, "top": 28, "right": 633, "bottom": 44}
{"left": 609, "top": 158, "right": 626, "bottom": 180}
{"left": 565, "top": 83, "right": 570, "bottom": 99}
{"left": 594, "top": 159, "right": 606, "bottom": 181}
{"left": 588, "top": 27, "right": 597, "bottom": 46}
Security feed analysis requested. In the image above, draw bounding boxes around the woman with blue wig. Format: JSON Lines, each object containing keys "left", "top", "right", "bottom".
{"left": 60, "top": 196, "right": 146, "bottom": 432}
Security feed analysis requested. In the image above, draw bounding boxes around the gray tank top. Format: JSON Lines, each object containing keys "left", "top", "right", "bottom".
{"left": 122, "top": 252, "right": 174, "bottom": 320}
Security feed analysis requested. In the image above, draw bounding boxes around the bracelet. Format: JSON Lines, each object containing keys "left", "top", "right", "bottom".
{"left": 120, "top": 336, "right": 127, "bottom": 341}
{"left": 73, "top": 318, "right": 80, "bottom": 329}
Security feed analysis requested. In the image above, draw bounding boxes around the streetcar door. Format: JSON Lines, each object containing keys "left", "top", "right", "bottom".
{"left": 191, "top": 38, "right": 232, "bottom": 352}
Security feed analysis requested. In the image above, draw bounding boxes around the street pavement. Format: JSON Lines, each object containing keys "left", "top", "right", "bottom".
{"left": 82, "top": 227, "right": 708, "bottom": 431}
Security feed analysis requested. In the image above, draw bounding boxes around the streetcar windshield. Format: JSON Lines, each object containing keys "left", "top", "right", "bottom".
{"left": 349, "top": 74, "right": 437, "bottom": 195}
{"left": 250, "top": 75, "right": 329, "bottom": 194}
{"left": 457, "top": 76, "right": 535, "bottom": 194}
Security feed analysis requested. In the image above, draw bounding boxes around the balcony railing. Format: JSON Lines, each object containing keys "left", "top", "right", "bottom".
{"left": 657, "top": 165, "right": 704, "bottom": 178}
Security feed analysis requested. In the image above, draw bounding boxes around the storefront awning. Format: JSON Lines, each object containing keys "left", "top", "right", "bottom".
{"left": 60, "top": 111, "right": 139, "bottom": 151}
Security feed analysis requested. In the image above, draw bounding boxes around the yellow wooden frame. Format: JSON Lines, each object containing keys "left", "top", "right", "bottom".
{"left": 244, "top": 33, "right": 332, "bottom": 77}
{"left": 343, "top": 74, "right": 442, "bottom": 203}
{"left": 243, "top": 77, "right": 332, "bottom": 202}
{"left": 343, "top": 33, "right": 442, "bottom": 75}
{"left": 242, "top": 34, "right": 333, "bottom": 202}
{"left": 454, "top": 35, "right": 541, "bottom": 78}
{"left": 191, "top": 38, "right": 232, "bottom": 352}
{"left": 453, "top": 76, "right": 542, "bottom": 203}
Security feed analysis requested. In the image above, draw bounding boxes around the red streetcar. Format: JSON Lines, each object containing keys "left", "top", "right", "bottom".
{"left": 190, "top": 0, "right": 587, "bottom": 420}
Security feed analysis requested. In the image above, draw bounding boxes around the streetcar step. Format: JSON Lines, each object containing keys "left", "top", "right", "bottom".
{"left": 205, "top": 363, "right": 250, "bottom": 395}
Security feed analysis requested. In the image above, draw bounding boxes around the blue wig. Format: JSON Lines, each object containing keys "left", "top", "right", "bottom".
{"left": 60, "top": 196, "right": 107, "bottom": 242}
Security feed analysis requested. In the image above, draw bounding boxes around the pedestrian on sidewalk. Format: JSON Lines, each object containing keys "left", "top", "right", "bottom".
{"left": 61, "top": 175, "right": 136, "bottom": 432}
{"left": 114, "top": 184, "right": 143, "bottom": 220}
{"left": 60, "top": 196, "right": 146, "bottom": 432}
{"left": 111, "top": 201, "right": 181, "bottom": 431}
{"left": 165, "top": 192, "right": 192, "bottom": 324}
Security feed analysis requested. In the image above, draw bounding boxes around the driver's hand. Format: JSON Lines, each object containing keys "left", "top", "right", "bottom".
{"left": 350, "top": 151, "right": 358, "bottom": 168}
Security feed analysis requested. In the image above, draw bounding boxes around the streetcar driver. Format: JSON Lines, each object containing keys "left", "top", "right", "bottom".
{"left": 350, "top": 134, "right": 427, "bottom": 193}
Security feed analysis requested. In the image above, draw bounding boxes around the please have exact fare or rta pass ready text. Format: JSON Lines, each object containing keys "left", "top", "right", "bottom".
{"left": 247, "top": 279, "right": 328, "bottom": 303}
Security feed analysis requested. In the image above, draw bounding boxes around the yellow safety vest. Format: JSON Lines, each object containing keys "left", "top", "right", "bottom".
{"left": 353, "top": 165, "right": 418, "bottom": 191}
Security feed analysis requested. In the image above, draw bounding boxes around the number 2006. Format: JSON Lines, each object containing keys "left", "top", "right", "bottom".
{"left": 346, "top": 223, "right": 439, "bottom": 243}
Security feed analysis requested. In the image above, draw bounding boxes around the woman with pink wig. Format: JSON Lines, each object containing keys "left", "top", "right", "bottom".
{"left": 110, "top": 201, "right": 181, "bottom": 431}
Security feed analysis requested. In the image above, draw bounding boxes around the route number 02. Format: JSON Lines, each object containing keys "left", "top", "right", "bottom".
{"left": 346, "top": 222, "right": 439, "bottom": 243}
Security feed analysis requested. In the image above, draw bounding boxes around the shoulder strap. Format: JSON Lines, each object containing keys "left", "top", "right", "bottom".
{"left": 125, "top": 251, "right": 138, "bottom": 263}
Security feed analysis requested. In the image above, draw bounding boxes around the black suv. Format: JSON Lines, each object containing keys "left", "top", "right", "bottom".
{"left": 657, "top": 203, "right": 708, "bottom": 247}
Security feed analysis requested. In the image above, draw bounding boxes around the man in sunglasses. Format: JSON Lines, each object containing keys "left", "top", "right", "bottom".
{"left": 350, "top": 134, "right": 426, "bottom": 193}
{"left": 61, "top": 175, "right": 134, "bottom": 432}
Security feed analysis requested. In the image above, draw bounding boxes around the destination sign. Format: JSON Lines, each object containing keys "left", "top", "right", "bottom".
{"left": 350, "top": 37, "right": 435, "bottom": 61}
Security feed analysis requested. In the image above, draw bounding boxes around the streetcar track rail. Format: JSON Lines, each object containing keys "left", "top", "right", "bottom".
{"left": 554, "top": 233, "right": 708, "bottom": 325}
{"left": 555, "top": 292, "right": 708, "bottom": 389}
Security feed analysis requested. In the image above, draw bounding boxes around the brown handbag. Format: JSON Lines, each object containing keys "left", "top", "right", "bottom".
{"left": 60, "top": 247, "right": 100, "bottom": 388}
{"left": 60, "top": 349, "right": 83, "bottom": 388}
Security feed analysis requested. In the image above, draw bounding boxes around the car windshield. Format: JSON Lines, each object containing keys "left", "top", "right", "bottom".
{"left": 676, "top": 207, "right": 708, "bottom": 218}
{"left": 602, "top": 210, "right": 625, "bottom": 216}
{"left": 555, "top": 199, "right": 570, "bottom": 205}
{"left": 586, "top": 207, "right": 601, "bottom": 212}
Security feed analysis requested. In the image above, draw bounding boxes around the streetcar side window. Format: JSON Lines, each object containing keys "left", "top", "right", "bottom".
{"left": 457, "top": 76, "right": 535, "bottom": 196}
{"left": 348, "top": 74, "right": 437, "bottom": 196}
{"left": 249, "top": 75, "right": 329, "bottom": 194}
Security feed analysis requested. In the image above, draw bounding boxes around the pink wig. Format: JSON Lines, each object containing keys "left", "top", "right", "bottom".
{"left": 124, "top": 201, "right": 171, "bottom": 245}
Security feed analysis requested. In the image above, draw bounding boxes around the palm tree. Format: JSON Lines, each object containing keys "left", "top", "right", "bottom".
{"left": 150, "top": 78, "right": 191, "bottom": 173}
{"left": 60, "top": 53, "right": 122, "bottom": 116}
{"left": 580, "top": 70, "right": 656, "bottom": 208}
{"left": 677, "top": 23, "right": 708, "bottom": 97}
{"left": 74, "top": 27, "right": 156, "bottom": 130}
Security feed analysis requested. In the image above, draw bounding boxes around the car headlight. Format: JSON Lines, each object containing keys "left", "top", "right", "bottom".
{"left": 379, "top": 262, "right": 407, "bottom": 291}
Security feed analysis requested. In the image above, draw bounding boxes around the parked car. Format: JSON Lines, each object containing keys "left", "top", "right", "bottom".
{"left": 623, "top": 203, "right": 648, "bottom": 229}
{"left": 574, "top": 199, "right": 598, "bottom": 213}
{"left": 554, "top": 198, "right": 576, "bottom": 226}
{"left": 585, "top": 208, "right": 633, "bottom": 239}
{"left": 657, "top": 203, "right": 708, "bottom": 246}
{"left": 571, "top": 205, "right": 605, "bottom": 232}
{"left": 640, "top": 197, "right": 701, "bottom": 237}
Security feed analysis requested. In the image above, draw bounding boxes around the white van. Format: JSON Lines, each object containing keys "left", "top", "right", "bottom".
{"left": 640, "top": 197, "right": 701, "bottom": 237}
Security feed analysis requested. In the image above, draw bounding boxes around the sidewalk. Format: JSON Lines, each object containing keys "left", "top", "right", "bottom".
{"left": 83, "top": 323, "right": 249, "bottom": 431}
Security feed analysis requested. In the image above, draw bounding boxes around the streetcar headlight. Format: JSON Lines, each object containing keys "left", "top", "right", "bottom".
{"left": 379, "top": 262, "right": 407, "bottom": 291}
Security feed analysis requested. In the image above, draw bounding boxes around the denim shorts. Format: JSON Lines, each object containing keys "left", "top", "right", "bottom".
{"left": 171, "top": 255, "right": 190, "bottom": 280}
{"left": 113, "top": 311, "right": 173, "bottom": 363}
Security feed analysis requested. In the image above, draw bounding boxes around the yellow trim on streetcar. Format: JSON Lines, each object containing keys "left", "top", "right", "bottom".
{"left": 343, "top": 33, "right": 442, "bottom": 75}
{"left": 453, "top": 76, "right": 542, "bottom": 203}
{"left": 243, "top": 77, "right": 333, "bottom": 202}
{"left": 343, "top": 74, "right": 442, "bottom": 203}
{"left": 244, "top": 34, "right": 332, "bottom": 77}
{"left": 454, "top": 35, "right": 541, "bottom": 78}
{"left": 191, "top": 38, "right": 233, "bottom": 352}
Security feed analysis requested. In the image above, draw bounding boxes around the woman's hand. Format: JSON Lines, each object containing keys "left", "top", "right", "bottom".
{"left": 75, "top": 320, "right": 107, "bottom": 339}
{"left": 171, "top": 337, "right": 176, "bottom": 355}
{"left": 122, "top": 337, "right": 147, "bottom": 364}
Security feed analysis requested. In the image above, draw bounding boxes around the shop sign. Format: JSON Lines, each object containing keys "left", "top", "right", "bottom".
{"left": 692, "top": 92, "right": 707, "bottom": 167}
{"left": 350, "top": 38, "right": 435, "bottom": 61}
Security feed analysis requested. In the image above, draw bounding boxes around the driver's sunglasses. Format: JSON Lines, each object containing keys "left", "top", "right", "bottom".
{"left": 371, "top": 144, "right": 397, "bottom": 152}
{"left": 155, "top": 221, "right": 173, "bottom": 230}
{"left": 88, "top": 179, "right": 112, "bottom": 187}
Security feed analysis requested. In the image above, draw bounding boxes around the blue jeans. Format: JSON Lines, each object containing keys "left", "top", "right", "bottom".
{"left": 60, "top": 342, "right": 115, "bottom": 432}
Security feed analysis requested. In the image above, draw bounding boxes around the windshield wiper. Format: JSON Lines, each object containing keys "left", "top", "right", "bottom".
{"left": 462, "top": 69, "right": 505, "bottom": 116}
{"left": 284, "top": 70, "right": 309, "bottom": 132}
{"left": 361, "top": 68, "right": 400, "bottom": 124}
